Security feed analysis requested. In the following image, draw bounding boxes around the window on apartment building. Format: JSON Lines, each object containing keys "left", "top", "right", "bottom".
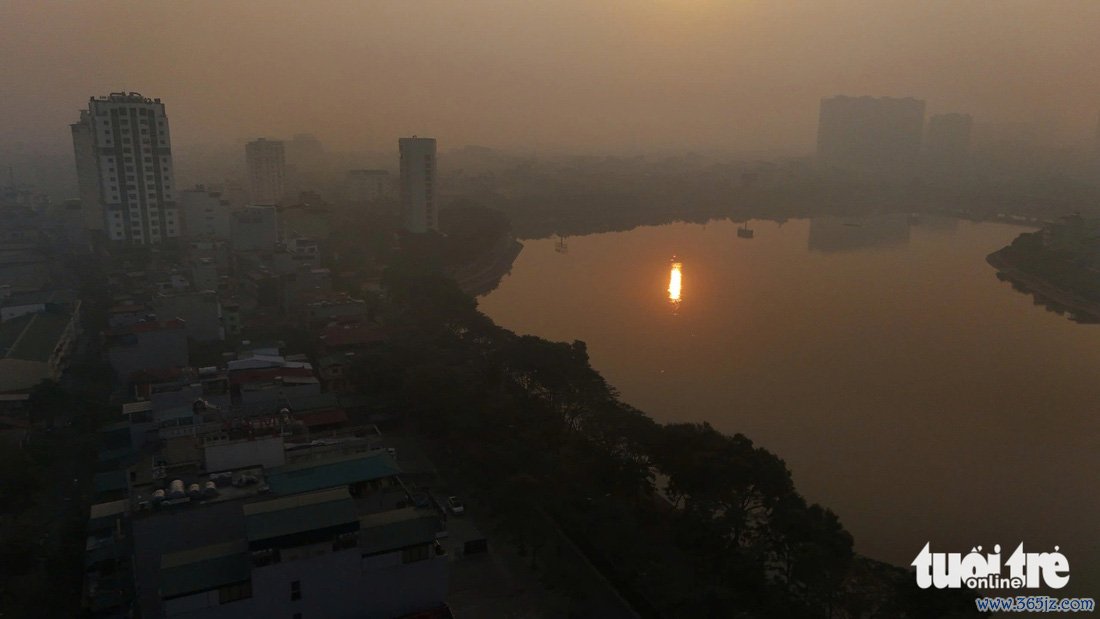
{"left": 289, "top": 580, "right": 301, "bottom": 601}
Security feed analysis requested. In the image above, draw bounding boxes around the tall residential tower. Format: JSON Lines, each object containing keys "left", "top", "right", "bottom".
{"left": 245, "top": 138, "right": 286, "bottom": 205}
{"left": 71, "top": 92, "right": 179, "bottom": 244}
{"left": 399, "top": 137, "right": 437, "bottom": 233}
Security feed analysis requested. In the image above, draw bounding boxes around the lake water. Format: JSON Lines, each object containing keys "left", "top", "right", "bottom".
{"left": 480, "top": 216, "right": 1100, "bottom": 596}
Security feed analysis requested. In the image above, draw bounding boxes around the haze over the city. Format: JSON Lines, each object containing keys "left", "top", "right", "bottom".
{"left": 3, "top": 0, "right": 1100, "bottom": 155}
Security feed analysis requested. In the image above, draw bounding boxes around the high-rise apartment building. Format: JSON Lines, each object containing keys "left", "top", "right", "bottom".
{"left": 71, "top": 92, "right": 179, "bottom": 243}
{"left": 245, "top": 138, "right": 286, "bottom": 205}
{"left": 816, "top": 95, "right": 926, "bottom": 171}
{"left": 399, "top": 137, "right": 437, "bottom": 233}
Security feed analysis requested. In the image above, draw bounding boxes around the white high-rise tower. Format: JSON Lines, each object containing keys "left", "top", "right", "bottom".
{"left": 399, "top": 137, "right": 437, "bottom": 233}
{"left": 71, "top": 92, "right": 179, "bottom": 244}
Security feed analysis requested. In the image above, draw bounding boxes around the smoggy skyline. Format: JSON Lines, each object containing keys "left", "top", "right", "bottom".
{"left": 3, "top": 0, "right": 1100, "bottom": 156}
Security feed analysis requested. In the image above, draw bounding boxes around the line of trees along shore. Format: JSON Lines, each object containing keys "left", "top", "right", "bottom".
{"left": 359, "top": 238, "right": 975, "bottom": 618}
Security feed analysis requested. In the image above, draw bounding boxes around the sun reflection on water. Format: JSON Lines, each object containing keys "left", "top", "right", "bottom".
{"left": 668, "top": 259, "right": 682, "bottom": 306}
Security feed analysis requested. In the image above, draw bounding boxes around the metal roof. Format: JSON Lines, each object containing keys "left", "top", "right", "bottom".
{"left": 159, "top": 540, "right": 250, "bottom": 599}
{"left": 244, "top": 488, "right": 356, "bottom": 542}
{"left": 265, "top": 451, "right": 399, "bottom": 496}
{"left": 358, "top": 507, "right": 442, "bottom": 556}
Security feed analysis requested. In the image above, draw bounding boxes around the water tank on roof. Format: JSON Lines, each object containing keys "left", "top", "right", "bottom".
{"left": 152, "top": 489, "right": 166, "bottom": 504}
{"left": 204, "top": 481, "right": 218, "bottom": 497}
{"left": 188, "top": 483, "right": 202, "bottom": 498}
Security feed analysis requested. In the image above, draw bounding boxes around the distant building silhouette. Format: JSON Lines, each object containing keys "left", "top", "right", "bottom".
{"left": 816, "top": 95, "right": 926, "bottom": 173}
{"left": 345, "top": 169, "right": 392, "bottom": 204}
{"left": 71, "top": 92, "right": 179, "bottom": 244}
{"left": 245, "top": 138, "right": 286, "bottom": 205}
{"left": 399, "top": 137, "right": 437, "bottom": 233}
{"left": 925, "top": 113, "right": 973, "bottom": 162}
{"left": 177, "top": 185, "right": 231, "bottom": 240}
{"left": 287, "top": 133, "right": 324, "bottom": 164}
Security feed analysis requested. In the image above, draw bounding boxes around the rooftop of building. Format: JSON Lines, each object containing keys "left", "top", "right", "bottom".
{"left": 266, "top": 450, "right": 399, "bottom": 496}
{"left": 108, "top": 302, "right": 148, "bottom": 315}
{"left": 358, "top": 507, "right": 444, "bottom": 556}
{"left": 106, "top": 318, "right": 186, "bottom": 338}
{"left": 129, "top": 446, "right": 413, "bottom": 615}
{"left": 159, "top": 539, "right": 250, "bottom": 600}
{"left": 0, "top": 288, "right": 78, "bottom": 308}
{"left": 155, "top": 496, "right": 441, "bottom": 602}
{"left": 319, "top": 321, "right": 389, "bottom": 349}
{"left": 93, "top": 91, "right": 161, "bottom": 103}
{"left": 243, "top": 487, "right": 357, "bottom": 542}
{"left": 0, "top": 309, "right": 73, "bottom": 362}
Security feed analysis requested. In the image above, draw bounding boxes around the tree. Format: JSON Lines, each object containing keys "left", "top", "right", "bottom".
{"left": 29, "top": 379, "right": 70, "bottom": 427}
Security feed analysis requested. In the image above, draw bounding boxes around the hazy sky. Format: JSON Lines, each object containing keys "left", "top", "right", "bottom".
{"left": 2, "top": 0, "right": 1099, "bottom": 155}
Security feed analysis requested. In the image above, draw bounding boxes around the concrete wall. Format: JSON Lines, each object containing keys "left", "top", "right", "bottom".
{"left": 204, "top": 436, "right": 286, "bottom": 472}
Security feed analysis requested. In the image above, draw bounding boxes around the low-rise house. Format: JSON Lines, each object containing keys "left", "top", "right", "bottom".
{"left": 106, "top": 319, "right": 189, "bottom": 384}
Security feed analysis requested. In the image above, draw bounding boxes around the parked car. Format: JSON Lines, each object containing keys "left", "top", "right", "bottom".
{"left": 447, "top": 496, "right": 465, "bottom": 515}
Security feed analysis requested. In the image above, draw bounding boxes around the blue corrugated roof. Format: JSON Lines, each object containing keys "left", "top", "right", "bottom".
{"left": 265, "top": 451, "right": 400, "bottom": 495}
